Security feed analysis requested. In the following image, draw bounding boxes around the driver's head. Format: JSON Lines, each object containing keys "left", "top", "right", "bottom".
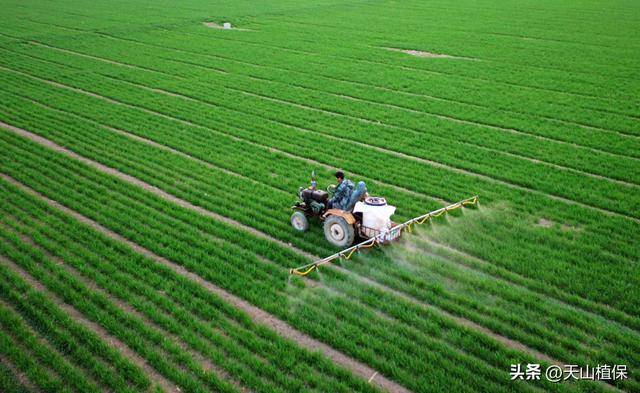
{"left": 335, "top": 171, "right": 344, "bottom": 184}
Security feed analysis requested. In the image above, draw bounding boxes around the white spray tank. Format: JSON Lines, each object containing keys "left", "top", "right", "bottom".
{"left": 353, "top": 197, "right": 396, "bottom": 238}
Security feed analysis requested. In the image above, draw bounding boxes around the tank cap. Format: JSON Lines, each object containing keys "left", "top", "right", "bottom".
{"left": 364, "top": 196, "right": 387, "bottom": 206}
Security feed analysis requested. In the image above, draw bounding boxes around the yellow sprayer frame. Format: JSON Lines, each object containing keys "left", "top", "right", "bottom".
{"left": 289, "top": 195, "right": 478, "bottom": 276}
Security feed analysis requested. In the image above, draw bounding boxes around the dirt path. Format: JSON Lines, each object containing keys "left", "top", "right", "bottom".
{"left": 0, "top": 173, "right": 408, "bottom": 393}
{"left": 0, "top": 353, "right": 38, "bottom": 392}
{"left": 0, "top": 122, "right": 591, "bottom": 373}
{"left": 88, "top": 109, "right": 639, "bottom": 333}
{"left": 420, "top": 237, "right": 639, "bottom": 335}
{"left": 382, "top": 47, "right": 477, "bottom": 60}
{"left": 0, "top": 120, "right": 317, "bottom": 261}
{"left": 0, "top": 255, "right": 177, "bottom": 393}
{"left": 1, "top": 122, "right": 624, "bottom": 392}
{"left": 4, "top": 224, "right": 249, "bottom": 392}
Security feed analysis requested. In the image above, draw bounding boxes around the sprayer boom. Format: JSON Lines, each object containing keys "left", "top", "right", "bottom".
{"left": 289, "top": 195, "right": 478, "bottom": 276}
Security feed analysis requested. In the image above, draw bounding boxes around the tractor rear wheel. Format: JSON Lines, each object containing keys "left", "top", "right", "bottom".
{"left": 323, "top": 215, "right": 355, "bottom": 248}
{"left": 291, "top": 211, "right": 309, "bottom": 232}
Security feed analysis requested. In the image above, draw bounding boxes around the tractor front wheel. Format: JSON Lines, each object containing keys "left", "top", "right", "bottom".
{"left": 291, "top": 211, "right": 309, "bottom": 232}
{"left": 323, "top": 215, "right": 355, "bottom": 248}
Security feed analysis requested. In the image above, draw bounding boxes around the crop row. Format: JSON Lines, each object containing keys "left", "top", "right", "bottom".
{"left": 0, "top": 183, "right": 380, "bottom": 393}
{"left": 0, "top": 127, "right": 536, "bottom": 390}
{"left": 173, "top": 21, "right": 640, "bottom": 126}
{"left": 0, "top": 86, "right": 638, "bottom": 391}
{"left": 0, "top": 58, "right": 638, "bottom": 323}
{"left": 0, "top": 98, "right": 632, "bottom": 388}
{"left": 2, "top": 65, "right": 636, "bottom": 344}
{"left": 253, "top": 10, "right": 639, "bottom": 83}
{"left": 0, "top": 48, "right": 636, "bottom": 233}
{"left": 0, "top": 262, "right": 151, "bottom": 392}
{"left": 5, "top": 26, "right": 640, "bottom": 167}
{"left": 0, "top": 129, "right": 582, "bottom": 392}
{"left": 0, "top": 223, "right": 247, "bottom": 392}
{"left": 9, "top": 10, "right": 640, "bottom": 122}
{"left": 0, "top": 77, "right": 638, "bottom": 328}
{"left": 3, "top": 43, "right": 639, "bottom": 227}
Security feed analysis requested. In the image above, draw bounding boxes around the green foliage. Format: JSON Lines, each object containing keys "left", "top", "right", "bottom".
{"left": 0, "top": 0, "right": 638, "bottom": 391}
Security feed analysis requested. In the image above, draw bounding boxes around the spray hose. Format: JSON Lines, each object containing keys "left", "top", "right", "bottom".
{"left": 289, "top": 195, "right": 478, "bottom": 276}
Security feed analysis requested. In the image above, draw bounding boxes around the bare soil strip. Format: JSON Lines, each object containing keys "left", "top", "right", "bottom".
{"left": 0, "top": 353, "right": 38, "bottom": 392}
{"left": 202, "top": 22, "right": 252, "bottom": 31}
{"left": 112, "top": 72, "right": 640, "bottom": 219}
{"left": 5, "top": 225, "right": 248, "bottom": 392}
{"left": 0, "top": 123, "right": 624, "bottom": 370}
{"left": 0, "top": 174, "right": 407, "bottom": 393}
{"left": 383, "top": 46, "right": 478, "bottom": 60}
{"left": 0, "top": 255, "right": 177, "bottom": 393}
{"left": 421, "top": 238, "right": 639, "bottom": 335}
{"left": 0, "top": 120, "right": 316, "bottom": 261}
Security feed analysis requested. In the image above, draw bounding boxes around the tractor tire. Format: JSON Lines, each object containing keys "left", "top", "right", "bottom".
{"left": 323, "top": 215, "right": 355, "bottom": 248}
{"left": 291, "top": 211, "right": 309, "bottom": 232}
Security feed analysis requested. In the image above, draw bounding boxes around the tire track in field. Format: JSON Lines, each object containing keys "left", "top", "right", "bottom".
{"left": 2, "top": 203, "right": 330, "bottom": 393}
{"left": 2, "top": 45, "right": 636, "bottom": 328}
{"left": 0, "top": 65, "right": 446, "bottom": 207}
{"left": 0, "top": 255, "right": 178, "bottom": 393}
{"left": 91, "top": 72, "right": 640, "bottom": 223}
{"left": 7, "top": 80, "right": 637, "bottom": 328}
{"left": 0, "top": 67, "right": 632, "bottom": 336}
{"left": 0, "top": 126, "right": 602, "bottom": 383}
{"left": 98, "top": 109, "right": 640, "bottom": 334}
{"left": 16, "top": 41, "right": 640, "bottom": 203}
{"left": 0, "top": 119, "right": 316, "bottom": 260}
{"left": 4, "top": 59, "right": 633, "bottom": 222}
{"left": 52, "top": 32, "right": 640, "bottom": 159}
{"left": 0, "top": 173, "right": 407, "bottom": 393}
{"left": 2, "top": 77, "right": 636, "bottom": 336}
{"left": 0, "top": 353, "right": 39, "bottom": 392}
{"left": 0, "top": 174, "right": 546, "bottom": 393}
{"left": 2, "top": 218, "right": 250, "bottom": 393}
{"left": 5, "top": 148, "right": 512, "bottom": 391}
{"left": 166, "top": 25, "right": 640, "bottom": 126}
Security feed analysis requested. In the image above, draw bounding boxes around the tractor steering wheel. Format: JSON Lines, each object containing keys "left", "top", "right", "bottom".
{"left": 327, "top": 184, "right": 337, "bottom": 196}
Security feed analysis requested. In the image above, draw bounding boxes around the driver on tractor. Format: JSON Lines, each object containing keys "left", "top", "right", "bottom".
{"left": 327, "top": 171, "right": 354, "bottom": 210}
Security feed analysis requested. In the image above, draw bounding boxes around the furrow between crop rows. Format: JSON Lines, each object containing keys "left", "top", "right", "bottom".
{"left": 0, "top": 128, "right": 596, "bottom": 388}
{"left": 2, "top": 75, "right": 636, "bottom": 332}
{"left": 0, "top": 121, "right": 636, "bottom": 388}
{"left": 0, "top": 173, "right": 404, "bottom": 393}
{"left": 2, "top": 59, "right": 638, "bottom": 227}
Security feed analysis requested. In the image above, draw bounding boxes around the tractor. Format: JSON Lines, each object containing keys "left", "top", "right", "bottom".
{"left": 290, "top": 180, "right": 400, "bottom": 248}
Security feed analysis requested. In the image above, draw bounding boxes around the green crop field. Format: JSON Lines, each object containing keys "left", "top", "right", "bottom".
{"left": 0, "top": 0, "right": 638, "bottom": 392}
